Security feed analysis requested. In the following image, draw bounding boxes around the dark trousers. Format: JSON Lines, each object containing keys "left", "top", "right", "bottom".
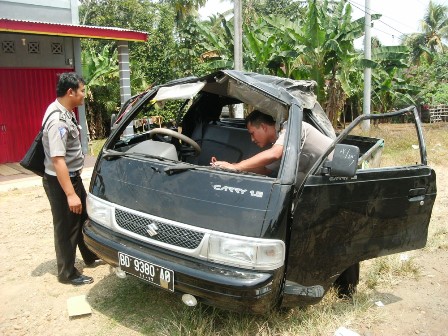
{"left": 43, "top": 173, "right": 97, "bottom": 281}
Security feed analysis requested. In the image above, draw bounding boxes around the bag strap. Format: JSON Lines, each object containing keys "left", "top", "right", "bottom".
{"left": 41, "top": 110, "right": 60, "bottom": 130}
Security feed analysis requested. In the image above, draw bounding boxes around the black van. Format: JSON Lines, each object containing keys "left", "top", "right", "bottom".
{"left": 83, "top": 70, "right": 437, "bottom": 314}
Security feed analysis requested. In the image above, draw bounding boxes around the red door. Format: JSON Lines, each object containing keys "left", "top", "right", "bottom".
{"left": 0, "top": 68, "right": 72, "bottom": 163}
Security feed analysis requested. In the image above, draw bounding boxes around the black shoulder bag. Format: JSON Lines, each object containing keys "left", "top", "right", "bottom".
{"left": 20, "top": 110, "right": 59, "bottom": 176}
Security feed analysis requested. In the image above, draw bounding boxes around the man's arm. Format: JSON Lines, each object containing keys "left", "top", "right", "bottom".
{"left": 52, "top": 156, "right": 82, "bottom": 214}
{"left": 213, "top": 144, "right": 283, "bottom": 174}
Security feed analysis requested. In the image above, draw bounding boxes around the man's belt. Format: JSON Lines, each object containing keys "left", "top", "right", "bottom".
{"left": 68, "top": 170, "right": 81, "bottom": 177}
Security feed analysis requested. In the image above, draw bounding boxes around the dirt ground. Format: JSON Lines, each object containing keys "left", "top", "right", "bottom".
{"left": 0, "top": 165, "right": 447, "bottom": 336}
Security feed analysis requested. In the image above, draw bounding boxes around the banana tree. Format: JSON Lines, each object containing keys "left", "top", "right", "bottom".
{"left": 363, "top": 46, "right": 417, "bottom": 117}
{"left": 261, "top": 0, "right": 381, "bottom": 126}
{"left": 81, "top": 44, "right": 120, "bottom": 139}
{"left": 195, "top": 14, "right": 235, "bottom": 70}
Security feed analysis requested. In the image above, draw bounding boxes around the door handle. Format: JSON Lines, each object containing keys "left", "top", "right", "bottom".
{"left": 408, "top": 187, "right": 426, "bottom": 202}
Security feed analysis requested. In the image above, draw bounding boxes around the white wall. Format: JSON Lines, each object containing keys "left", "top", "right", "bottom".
{"left": 0, "top": 0, "right": 78, "bottom": 24}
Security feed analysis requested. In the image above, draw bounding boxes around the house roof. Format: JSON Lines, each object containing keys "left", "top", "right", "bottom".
{"left": 0, "top": 18, "right": 148, "bottom": 42}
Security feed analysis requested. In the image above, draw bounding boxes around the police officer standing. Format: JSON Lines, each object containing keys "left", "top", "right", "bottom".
{"left": 42, "top": 72, "right": 99, "bottom": 285}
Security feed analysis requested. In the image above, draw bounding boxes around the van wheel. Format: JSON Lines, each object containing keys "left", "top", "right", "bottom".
{"left": 333, "top": 263, "right": 360, "bottom": 298}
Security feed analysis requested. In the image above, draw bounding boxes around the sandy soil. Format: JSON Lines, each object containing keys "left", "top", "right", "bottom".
{"left": 0, "top": 165, "right": 446, "bottom": 336}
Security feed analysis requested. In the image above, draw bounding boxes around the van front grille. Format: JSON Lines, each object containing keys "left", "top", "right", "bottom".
{"left": 115, "top": 209, "right": 204, "bottom": 249}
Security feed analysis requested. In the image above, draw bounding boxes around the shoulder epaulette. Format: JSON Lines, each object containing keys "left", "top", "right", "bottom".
{"left": 59, "top": 112, "right": 68, "bottom": 122}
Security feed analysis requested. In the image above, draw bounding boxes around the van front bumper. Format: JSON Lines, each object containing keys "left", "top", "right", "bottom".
{"left": 83, "top": 219, "right": 284, "bottom": 314}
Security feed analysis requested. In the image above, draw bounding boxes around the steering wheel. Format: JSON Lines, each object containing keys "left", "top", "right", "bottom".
{"left": 149, "top": 128, "right": 201, "bottom": 156}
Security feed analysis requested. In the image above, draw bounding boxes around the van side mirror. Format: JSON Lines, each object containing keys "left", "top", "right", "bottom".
{"left": 322, "top": 144, "right": 359, "bottom": 177}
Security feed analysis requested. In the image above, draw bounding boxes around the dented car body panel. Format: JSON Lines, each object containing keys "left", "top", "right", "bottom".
{"left": 83, "top": 70, "right": 437, "bottom": 313}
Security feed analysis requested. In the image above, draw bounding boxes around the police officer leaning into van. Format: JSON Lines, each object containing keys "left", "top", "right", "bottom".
{"left": 42, "top": 72, "right": 100, "bottom": 286}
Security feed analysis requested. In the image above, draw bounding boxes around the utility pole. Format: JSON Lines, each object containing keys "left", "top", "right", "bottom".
{"left": 362, "top": 0, "right": 371, "bottom": 131}
{"left": 233, "top": 0, "right": 244, "bottom": 118}
{"left": 233, "top": 0, "right": 243, "bottom": 71}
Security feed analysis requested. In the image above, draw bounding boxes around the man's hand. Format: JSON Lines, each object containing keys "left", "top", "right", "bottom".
{"left": 67, "top": 193, "right": 82, "bottom": 214}
{"left": 52, "top": 156, "right": 82, "bottom": 214}
{"left": 212, "top": 160, "right": 238, "bottom": 170}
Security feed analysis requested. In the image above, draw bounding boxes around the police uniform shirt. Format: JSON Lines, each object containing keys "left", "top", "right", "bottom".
{"left": 42, "top": 100, "right": 84, "bottom": 176}
{"left": 265, "top": 121, "right": 287, "bottom": 173}
{"left": 299, "top": 121, "right": 333, "bottom": 170}
{"left": 265, "top": 121, "right": 333, "bottom": 175}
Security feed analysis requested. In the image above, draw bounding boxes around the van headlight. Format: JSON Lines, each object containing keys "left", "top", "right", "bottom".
{"left": 86, "top": 194, "right": 113, "bottom": 228}
{"left": 206, "top": 235, "right": 285, "bottom": 270}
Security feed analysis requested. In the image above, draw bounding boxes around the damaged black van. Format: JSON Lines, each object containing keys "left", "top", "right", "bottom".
{"left": 83, "top": 70, "right": 437, "bottom": 314}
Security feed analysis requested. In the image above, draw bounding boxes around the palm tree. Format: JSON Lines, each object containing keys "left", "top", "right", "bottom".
{"left": 163, "top": 0, "right": 207, "bottom": 24}
{"left": 422, "top": 1, "right": 448, "bottom": 53}
{"left": 404, "top": 0, "right": 448, "bottom": 64}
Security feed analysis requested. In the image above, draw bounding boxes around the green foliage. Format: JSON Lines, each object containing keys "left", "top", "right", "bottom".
{"left": 432, "top": 83, "right": 448, "bottom": 104}
{"left": 80, "top": 0, "right": 156, "bottom": 31}
{"left": 406, "top": 52, "right": 448, "bottom": 105}
{"left": 80, "top": 0, "right": 188, "bottom": 133}
{"left": 82, "top": 44, "right": 118, "bottom": 84}
{"left": 403, "top": 0, "right": 448, "bottom": 64}
{"left": 367, "top": 46, "right": 417, "bottom": 113}
{"left": 198, "top": 0, "right": 386, "bottom": 126}
{"left": 243, "top": 0, "right": 306, "bottom": 22}
{"left": 161, "top": 0, "right": 207, "bottom": 23}
{"left": 81, "top": 43, "right": 120, "bottom": 139}
{"left": 78, "top": 0, "right": 445, "bottom": 138}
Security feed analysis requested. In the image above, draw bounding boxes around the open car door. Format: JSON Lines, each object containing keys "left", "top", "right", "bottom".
{"left": 282, "top": 107, "right": 437, "bottom": 307}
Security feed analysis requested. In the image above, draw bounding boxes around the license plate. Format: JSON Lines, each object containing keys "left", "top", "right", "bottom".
{"left": 118, "top": 252, "right": 174, "bottom": 292}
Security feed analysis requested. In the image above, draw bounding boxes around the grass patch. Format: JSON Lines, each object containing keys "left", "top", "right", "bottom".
{"left": 89, "top": 138, "right": 107, "bottom": 156}
{"left": 362, "top": 254, "right": 421, "bottom": 290}
{"left": 351, "top": 122, "right": 448, "bottom": 166}
{"left": 88, "top": 274, "right": 386, "bottom": 335}
{"left": 153, "top": 292, "right": 378, "bottom": 336}
{"left": 426, "top": 226, "right": 448, "bottom": 251}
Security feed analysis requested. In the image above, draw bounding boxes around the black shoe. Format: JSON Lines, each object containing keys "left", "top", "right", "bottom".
{"left": 85, "top": 259, "right": 105, "bottom": 268}
{"left": 59, "top": 274, "right": 94, "bottom": 286}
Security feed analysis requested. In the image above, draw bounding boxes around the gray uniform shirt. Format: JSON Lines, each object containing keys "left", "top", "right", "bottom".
{"left": 265, "top": 121, "right": 287, "bottom": 174}
{"left": 42, "top": 100, "right": 84, "bottom": 176}
{"left": 266, "top": 121, "right": 333, "bottom": 176}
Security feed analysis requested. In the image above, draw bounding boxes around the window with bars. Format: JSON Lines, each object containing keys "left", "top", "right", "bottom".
{"left": 28, "top": 41, "right": 40, "bottom": 54}
{"left": 51, "top": 42, "right": 63, "bottom": 54}
{"left": 2, "top": 41, "right": 15, "bottom": 53}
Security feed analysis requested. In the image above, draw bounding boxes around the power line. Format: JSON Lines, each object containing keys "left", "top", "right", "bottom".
{"left": 349, "top": 0, "right": 419, "bottom": 31}
{"left": 347, "top": 0, "right": 414, "bottom": 45}
{"left": 372, "top": 26, "right": 407, "bottom": 42}
{"left": 348, "top": 0, "right": 416, "bottom": 34}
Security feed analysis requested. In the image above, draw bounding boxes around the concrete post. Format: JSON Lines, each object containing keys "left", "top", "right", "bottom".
{"left": 362, "top": 0, "right": 371, "bottom": 132}
{"left": 117, "top": 41, "right": 134, "bottom": 135}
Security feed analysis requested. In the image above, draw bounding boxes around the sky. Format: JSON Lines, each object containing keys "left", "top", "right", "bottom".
{"left": 198, "top": 0, "right": 448, "bottom": 47}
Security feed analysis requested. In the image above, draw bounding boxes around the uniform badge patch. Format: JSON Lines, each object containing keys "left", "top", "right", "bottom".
{"left": 58, "top": 127, "right": 67, "bottom": 138}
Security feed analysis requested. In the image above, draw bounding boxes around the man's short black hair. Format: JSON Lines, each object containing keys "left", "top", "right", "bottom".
{"left": 245, "top": 110, "right": 275, "bottom": 127}
{"left": 56, "top": 72, "right": 85, "bottom": 97}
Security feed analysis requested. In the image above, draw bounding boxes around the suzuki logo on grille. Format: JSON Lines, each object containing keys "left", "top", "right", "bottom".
{"left": 146, "top": 222, "right": 159, "bottom": 236}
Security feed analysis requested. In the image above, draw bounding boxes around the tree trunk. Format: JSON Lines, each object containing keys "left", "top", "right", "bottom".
{"left": 325, "top": 78, "right": 346, "bottom": 129}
